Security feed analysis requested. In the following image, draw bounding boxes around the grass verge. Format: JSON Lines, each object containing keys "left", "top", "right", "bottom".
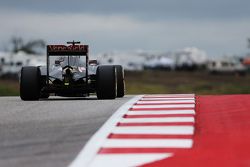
{"left": 0, "top": 70, "right": 250, "bottom": 96}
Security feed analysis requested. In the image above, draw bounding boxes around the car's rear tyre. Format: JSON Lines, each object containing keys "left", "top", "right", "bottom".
{"left": 20, "top": 66, "right": 41, "bottom": 101}
{"left": 96, "top": 65, "right": 116, "bottom": 99}
{"left": 115, "top": 65, "right": 125, "bottom": 97}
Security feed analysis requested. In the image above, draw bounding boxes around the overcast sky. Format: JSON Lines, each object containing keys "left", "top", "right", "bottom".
{"left": 0, "top": 0, "right": 250, "bottom": 56}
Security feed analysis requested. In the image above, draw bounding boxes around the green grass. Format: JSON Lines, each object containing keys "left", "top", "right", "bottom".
{"left": 126, "top": 82, "right": 167, "bottom": 94}
{"left": 0, "top": 80, "right": 19, "bottom": 96}
{"left": 1, "top": 70, "right": 250, "bottom": 96}
{"left": 125, "top": 70, "right": 250, "bottom": 95}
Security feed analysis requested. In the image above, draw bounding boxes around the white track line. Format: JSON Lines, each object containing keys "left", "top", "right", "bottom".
{"left": 69, "top": 95, "right": 144, "bottom": 167}
{"left": 141, "top": 97, "right": 195, "bottom": 100}
{"left": 126, "top": 110, "right": 195, "bottom": 115}
{"left": 131, "top": 104, "right": 195, "bottom": 108}
{"left": 144, "top": 94, "right": 195, "bottom": 97}
{"left": 89, "top": 154, "right": 172, "bottom": 167}
{"left": 120, "top": 117, "right": 195, "bottom": 123}
{"left": 103, "top": 139, "right": 193, "bottom": 148}
{"left": 137, "top": 100, "right": 195, "bottom": 104}
{"left": 112, "top": 126, "right": 194, "bottom": 135}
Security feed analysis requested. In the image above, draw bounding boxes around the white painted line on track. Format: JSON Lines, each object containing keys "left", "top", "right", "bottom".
{"left": 131, "top": 104, "right": 195, "bottom": 108}
{"left": 69, "top": 95, "right": 144, "bottom": 167}
{"left": 103, "top": 139, "right": 193, "bottom": 148}
{"left": 136, "top": 100, "right": 195, "bottom": 104}
{"left": 143, "top": 94, "right": 195, "bottom": 97}
{"left": 126, "top": 110, "right": 196, "bottom": 115}
{"left": 141, "top": 97, "right": 195, "bottom": 100}
{"left": 120, "top": 117, "right": 195, "bottom": 123}
{"left": 88, "top": 154, "right": 172, "bottom": 167}
{"left": 112, "top": 126, "right": 194, "bottom": 135}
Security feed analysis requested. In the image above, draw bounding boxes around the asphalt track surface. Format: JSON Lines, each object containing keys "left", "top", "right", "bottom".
{"left": 0, "top": 96, "right": 133, "bottom": 167}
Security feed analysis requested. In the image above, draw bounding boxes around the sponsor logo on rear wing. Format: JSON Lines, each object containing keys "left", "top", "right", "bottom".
{"left": 47, "top": 45, "right": 88, "bottom": 55}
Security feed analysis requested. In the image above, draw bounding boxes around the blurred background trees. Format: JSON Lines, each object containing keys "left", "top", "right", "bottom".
{"left": 9, "top": 37, "right": 46, "bottom": 55}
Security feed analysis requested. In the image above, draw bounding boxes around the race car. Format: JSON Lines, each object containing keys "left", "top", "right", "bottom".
{"left": 20, "top": 41, "right": 125, "bottom": 100}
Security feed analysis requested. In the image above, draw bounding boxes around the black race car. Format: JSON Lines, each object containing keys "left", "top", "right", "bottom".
{"left": 20, "top": 41, "right": 125, "bottom": 100}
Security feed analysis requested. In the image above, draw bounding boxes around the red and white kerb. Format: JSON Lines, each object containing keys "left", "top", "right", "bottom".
{"left": 70, "top": 94, "right": 196, "bottom": 167}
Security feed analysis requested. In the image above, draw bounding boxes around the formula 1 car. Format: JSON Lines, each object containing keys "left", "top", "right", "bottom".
{"left": 20, "top": 41, "right": 125, "bottom": 100}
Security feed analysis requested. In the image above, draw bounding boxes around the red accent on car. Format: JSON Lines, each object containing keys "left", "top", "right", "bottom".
{"left": 47, "top": 45, "right": 88, "bottom": 52}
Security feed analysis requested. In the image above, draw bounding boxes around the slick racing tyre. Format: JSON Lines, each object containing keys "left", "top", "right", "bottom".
{"left": 96, "top": 65, "right": 116, "bottom": 99}
{"left": 20, "top": 66, "right": 41, "bottom": 100}
{"left": 115, "top": 65, "right": 125, "bottom": 97}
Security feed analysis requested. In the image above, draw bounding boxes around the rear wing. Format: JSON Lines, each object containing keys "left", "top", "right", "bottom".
{"left": 47, "top": 45, "right": 88, "bottom": 55}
